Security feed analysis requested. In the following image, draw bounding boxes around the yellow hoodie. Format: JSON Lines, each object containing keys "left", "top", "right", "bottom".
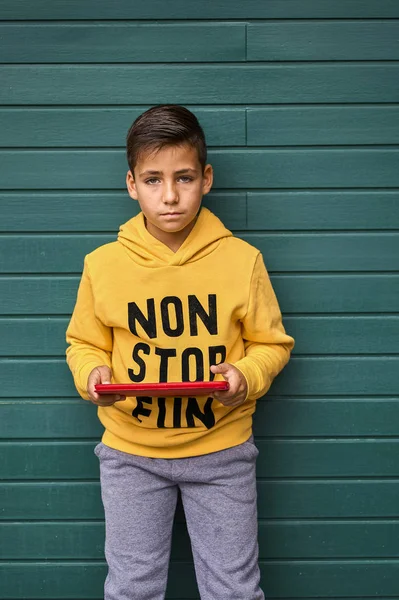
{"left": 66, "top": 207, "right": 294, "bottom": 458}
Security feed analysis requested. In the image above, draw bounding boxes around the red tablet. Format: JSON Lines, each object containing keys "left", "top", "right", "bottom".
{"left": 95, "top": 381, "right": 229, "bottom": 397}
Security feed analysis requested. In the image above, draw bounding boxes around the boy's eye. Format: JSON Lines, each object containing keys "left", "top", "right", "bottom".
{"left": 144, "top": 176, "right": 193, "bottom": 185}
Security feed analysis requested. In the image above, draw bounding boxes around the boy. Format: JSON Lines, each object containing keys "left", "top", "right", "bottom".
{"left": 66, "top": 105, "right": 294, "bottom": 600}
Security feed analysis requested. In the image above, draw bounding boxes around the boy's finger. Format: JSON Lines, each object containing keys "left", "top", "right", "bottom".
{"left": 213, "top": 389, "right": 234, "bottom": 400}
{"left": 95, "top": 399, "right": 115, "bottom": 406}
{"left": 97, "top": 394, "right": 124, "bottom": 402}
{"left": 216, "top": 394, "right": 236, "bottom": 403}
{"left": 210, "top": 362, "right": 229, "bottom": 371}
{"left": 92, "top": 394, "right": 125, "bottom": 405}
{"left": 210, "top": 363, "right": 231, "bottom": 378}
{"left": 217, "top": 397, "right": 244, "bottom": 407}
{"left": 97, "top": 366, "right": 112, "bottom": 382}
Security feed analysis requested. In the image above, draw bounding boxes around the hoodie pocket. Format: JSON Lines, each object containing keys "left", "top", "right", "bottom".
{"left": 240, "top": 437, "right": 259, "bottom": 460}
{"left": 94, "top": 442, "right": 104, "bottom": 458}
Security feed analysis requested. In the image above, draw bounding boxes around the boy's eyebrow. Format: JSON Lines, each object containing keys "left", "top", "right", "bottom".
{"left": 175, "top": 168, "right": 198, "bottom": 174}
{"left": 139, "top": 168, "right": 198, "bottom": 177}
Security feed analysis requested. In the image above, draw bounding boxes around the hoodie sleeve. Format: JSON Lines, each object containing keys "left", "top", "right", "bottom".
{"left": 233, "top": 253, "right": 295, "bottom": 401}
{"left": 66, "top": 258, "right": 113, "bottom": 400}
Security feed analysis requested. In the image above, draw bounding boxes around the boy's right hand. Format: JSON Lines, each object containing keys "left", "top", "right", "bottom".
{"left": 87, "top": 365, "right": 126, "bottom": 406}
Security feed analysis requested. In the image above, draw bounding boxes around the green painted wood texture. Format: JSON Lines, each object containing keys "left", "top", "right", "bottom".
{"left": 1, "top": 3, "right": 398, "bottom": 599}
{"left": 0, "top": 192, "right": 246, "bottom": 231}
{"left": 2, "top": 22, "right": 398, "bottom": 62}
{"left": 2, "top": 65, "right": 399, "bottom": 104}
{"left": 2, "top": 399, "right": 399, "bottom": 438}
{"left": 2, "top": 519, "right": 398, "bottom": 559}
{"left": 0, "top": 108, "right": 246, "bottom": 147}
{"left": 2, "top": 561, "right": 399, "bottom": 598}
{"left": 247, "top": 22, "right": 399, "bottom": 60}
{"left": 0, "top": 23, "right": 246, "bottom": 63}
{"left": 3, "top": 440, "right": 399, "bottom": 479}
{"left": 1, "top": 107, "right": 399, "bottom": 147}
{"left": 2, "top": 233, "right": 398, "bottom": 272}
{"left": 3, "top": 479, "right": 399, "bottom": 519}
{"left": 2, "top": 191, "right": 398, "bottom": 231}
{"left": 2, "top": 149, "right": 399, "bottom": 188}
{"left": 1, "top": 0, "right": 398, "bottom": 19}
{"left": 1, "top": 275, "right": 398, "bottom": 313}
{"left": 247, "top": 107, "right": 399, "bottom": 146}
{"left": 1, "top": 357, "right": 398, "bottom": 396}
{"left": 247, "top": 192, "right": 399, "bottom": 230}
{"left": 2, "top": 316, "right": 398, "bottom": 355}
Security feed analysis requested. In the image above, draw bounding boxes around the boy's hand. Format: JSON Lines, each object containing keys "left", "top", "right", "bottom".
{"left": 87, "top": 365, "right": 126, "bottom": 406}
{"left": 210, "top": 363, "right": 248, "bottom": 407}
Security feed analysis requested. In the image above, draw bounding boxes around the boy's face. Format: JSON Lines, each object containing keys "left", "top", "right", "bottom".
{"left": 126, "top": 144, "right": 213, "bottom": 251}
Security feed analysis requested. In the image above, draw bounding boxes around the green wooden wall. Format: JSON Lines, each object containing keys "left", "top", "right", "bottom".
{"left": 1, "top": 1, "right": 399, "bottom": 598}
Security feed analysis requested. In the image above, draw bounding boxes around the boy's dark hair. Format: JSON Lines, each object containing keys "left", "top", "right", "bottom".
{"left": 126, "top": 105, "right": 207, "bottom": 175}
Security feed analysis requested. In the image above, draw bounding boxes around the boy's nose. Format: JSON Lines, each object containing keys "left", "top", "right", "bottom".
{"left": 163, "top": 183, "right": 178, "bottom": 204}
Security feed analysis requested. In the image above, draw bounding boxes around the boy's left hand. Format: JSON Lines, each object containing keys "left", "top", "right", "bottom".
{"left": 210, "top": 363, "right": 248, "bottom": 407}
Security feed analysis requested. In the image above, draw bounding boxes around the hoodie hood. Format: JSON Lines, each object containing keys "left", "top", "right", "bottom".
{"left": 117, "top": 207, "right": 232, "bottom": 267}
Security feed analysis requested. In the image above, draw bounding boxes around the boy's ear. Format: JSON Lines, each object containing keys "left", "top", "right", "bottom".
{"left": 126, "top": 170, "right": 138, "bottom": 200}
{"left": 202, "top": 163, "right": 213, "bottom": 196}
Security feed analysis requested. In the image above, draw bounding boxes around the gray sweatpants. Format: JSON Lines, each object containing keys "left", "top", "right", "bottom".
{"left": 94, "top": 437, "right": 265, "bottom": 600}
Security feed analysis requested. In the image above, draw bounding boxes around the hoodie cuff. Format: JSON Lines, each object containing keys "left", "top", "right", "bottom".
{"left": 76, "top": 362, "right": 104, "bottom": 400}
{"left": 233, "top": 358, "right": 270, "bottom": 402}
{"left": 232, "top": 360, "right": 251, "bottom": 401}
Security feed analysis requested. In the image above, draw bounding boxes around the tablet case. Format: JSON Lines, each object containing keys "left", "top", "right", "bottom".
{"left": 95, "top": 381, "right": 229, "bottom": 397}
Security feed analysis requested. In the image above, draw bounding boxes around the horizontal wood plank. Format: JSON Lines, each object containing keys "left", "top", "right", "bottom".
{"left": 262, "top": 481, "right": 399, "bottom": 520}
{"left": 0, "top": 402, "right": 104, "bottom": 439}
{"left": 247, "top": 22, "right": 399, "bottom": 61}
{"left": 0, "top": 317, "right": 69, "bottom": 356}
{"left": 1, "top": 398, "right": 398, "bottom": 439}
{"left": 247, "top": 107, "right": 399, "bottom": 145}
{"left": 0, "top": 521, "right": 105, "bottom": 560}
{"left": 247, "top": 191, "right": 399, "bottom": 230}
{"left": 3, "top": 560, "right": 399, "bottom": 598}
{"left": 1, "top": 520, "right": 397, "bottom": 559}
{"left": 2, "top": 233, "right": 398, "bottom": 273}
{"left": 285, "top": 316, "right": 399, "bottom": 355}
{"left": 2, "top": 559, "right": 399, "bottom": 597}
{"left": 2, "top": 316, "right": 397, "bottom": 356}
{"left": 2, "top": 191, "right": 398, "bottom": 232}
{"left": 270, "top": 275, "right": 399, "bottom": 313}
{"left": 211, "top": 149, "right": 399, "bottom": 189}
{"left": 0, "top": 192, "right": 246, "bottom": 232}
{"left": 3, "top": 439, "right": 399, "bottom": 479}
{"left": 243, "top": 233, "right": 399, "bottom": 272}
{"left": 0, "top": 107, "right": 246, "bottom": 147}
{"left": 258, "top": 439, "right": 399, "bottom": 477}
{"left": 0, "top": 235, "right": 115, "bottom": 273}
{"left": 3, "top": 22, "right": 398, "bottom": 63}
{"left": 263, "top": 521, "right": 398, "bottom": 559}
{"left": 1, "top": 65, "right": 398, "bottom": 105}
{"left": 4, "top": 106, "right": 399, "bottom": 148}
{"left": 1, "top": 149, "right": 398, "bottom": 189}
{"left": 2, "top": 481, "right": 399, "bottom": 520}
{"left": 0, "top": 357, "right": 397, "bottom": 397}
{"left": 253, "top": 398, "right": 399, "bottom": 438}
{"left": 0, "top": 275, "right": 397, "bottom": 314}
{"left": 1, "top": 0, "right": 398, "bottom": 19}
{"left": 0, "top": 277, "right": 79, "bottom": 315}
{"left": 0, "top": 23, "right": 245, "bottom": 63}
